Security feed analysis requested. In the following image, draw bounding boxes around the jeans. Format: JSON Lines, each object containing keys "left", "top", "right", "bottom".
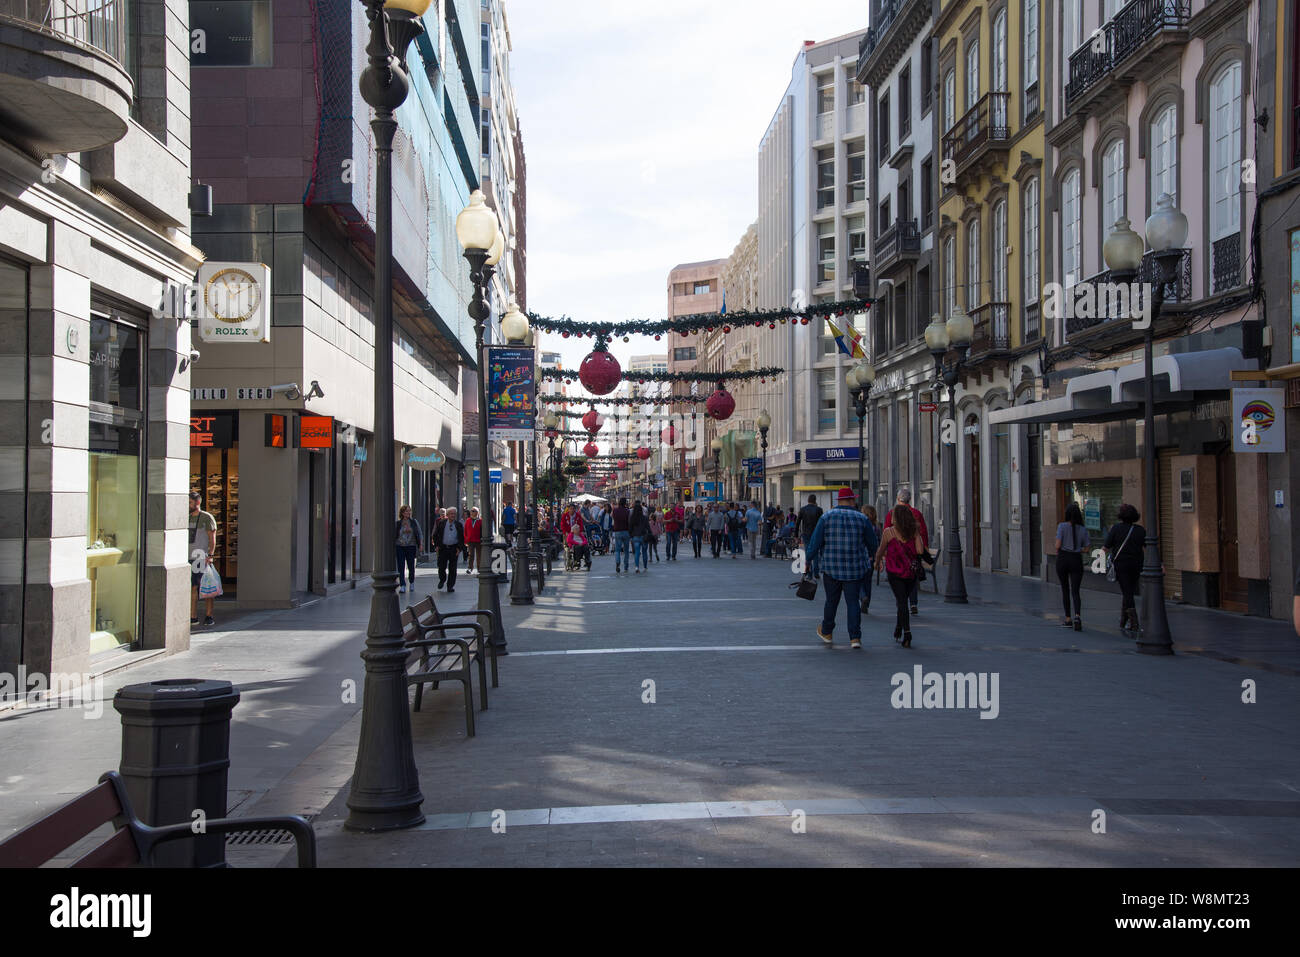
{"left": 647, "top": 536, "right": 659, "bottom": 560}
{"left": 860, "top": 570, "right": 873, "bottom": 609}
{"left": 691, "top": 530, "right": 703, "bottom": 557}
{"left": 729, "top": 529, "right": 742, "bottom": 554}
{"left": 1057, "top": 551, "right": 1084, "bottom": 618}
{"left": 613, "top": 530, "right": 631, "bottom": 569}
{"left": 503, "top": 524, "right": 516, "bottom": 546}
{"left": 396, "top": 545, "right": 417, "bottom": 586}
{"left": 887, "top": 573, "right": 913, "bottom": 633}
{"left": 666, "top": 530, "right": 679, "bottom": 559}
{"left": 821, "top": 574, "right": 862, "bottom": 641}
{"left": 632, "top": 536, "right": 647, "bottom": 569}
{"left": 710, "top": 530, "right": 724, "bottom": 557}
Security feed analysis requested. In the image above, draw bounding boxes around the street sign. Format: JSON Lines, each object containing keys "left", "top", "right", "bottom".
{"left": 472, "top": 468, "right": 503, "bottom": 484}
{"left": 742, "top": 457, "right": 761, "bottom": 467}
{"left": 919, "top": 402, "right": 938, "bottom": 413}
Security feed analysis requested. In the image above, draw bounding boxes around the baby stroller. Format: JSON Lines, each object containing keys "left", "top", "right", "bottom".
{"left": 770, "top": 527, "right": 796, "bottom": 561}
{"left": 585, "top": 521, "right": 608, "bottom": 556}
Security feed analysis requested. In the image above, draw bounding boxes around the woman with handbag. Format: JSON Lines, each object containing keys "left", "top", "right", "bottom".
{"left": 874, "top": 504, "right": 924, "bottom": 647}
{"left": 647, "top": 510, "right": 663, "bottom": 563}
{"left": 629, "top": 502, "right": 650, "bottom": 573}
{"left": 1104, "top": 504, "right": 1146, "bottom": 637}
{"left": 1055, "top": 502, "right": 1090, "bottom": 631}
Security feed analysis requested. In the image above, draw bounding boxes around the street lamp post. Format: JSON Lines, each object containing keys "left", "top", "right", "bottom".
{"left": 1103, "top": 197, "right": 1187, "bottom": 655}
{"left": 846, "top": 360, "right": 875, "bottom": 503}
{"left": 756, "top": 410, "right": 771, "bottom": 514}
{"left": 501, "top": 302, "right": 533, "bottom": 606}
{"left": 457, "top": 189, "right": 508, "bottom": 655}
{"left": 346, "top": 0, "right": 431, "bottom": 833}
{"left": 925, "top": 308, "right": 974, "bottom": 604}
{"left": 711, "top": 437, "right": 723, "bottom": 504}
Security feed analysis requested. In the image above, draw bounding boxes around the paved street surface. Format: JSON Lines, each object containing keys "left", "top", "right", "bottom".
{"left": 3, "top": 550, "right": 1298, "bottom": 867}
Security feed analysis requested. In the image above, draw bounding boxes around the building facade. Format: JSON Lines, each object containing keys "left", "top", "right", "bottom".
{"left": 667, "top": 259, "right": 724, "bottom": 501}
{"left": 1, "top": 0, "right": 197, "bottom": 679}
{"left": 187, "top": 0, "right": 480, "bottom": 610}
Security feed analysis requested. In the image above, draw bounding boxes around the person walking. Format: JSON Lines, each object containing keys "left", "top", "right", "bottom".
{"left": 707, "top": 502, "right": 726, "bottom": 558}
{"left": 433, "top": 507, "right": 466, "bottom": 593}
{"left": 726, "top": 502, "right": 744, "bottom": 558}
{"left": 463, "top": 506, "right": 482, "bottom": 575}
{"left": 394, "top": 504, "right": 423, "bottom": 595}
{"left": 502, "top": 502, "right": 517, "bottom": 546}
{"left": 629, "top": 501, "right": 650, "bottom": 573}
{"left": 884, "top": 489, "right": 929, "bottom": 617}
{"left": 664, "top": 503, "right": 683, "bottom": 560}
{"left": 1104, "top": 504, "right": 1146, "bottom": 638}
{"left": 647, "top": 510, "right": 663, "bottom": 563}
{"left": 1055, "top": 502, "right": 1090, "bottom": 631}
{"left": 875, "top": 504, "right": 924, "bottom": 647}
{"left": 804, "top": 488, "right": 875, "bottom": 651}
{"left": 745, "top": 501, "right": 763, "bottom": 559}
{"left": 798, "top": 494, "right": 824, "bottom": 548}
{"left": 859, "top": 505, "right": 883, "bottom": 614}
{"left": 189, "top": 490, "right": 219, "bottom": 626}
{"left": 687, "top": 504, "right": 706, "bottom": 558}
{"left": 611, "top": 497, "right": 631, "bottom": 574}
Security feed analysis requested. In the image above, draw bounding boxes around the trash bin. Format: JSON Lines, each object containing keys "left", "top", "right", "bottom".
{"left": 113, "top": 678, "right": 241, "bottom": 867}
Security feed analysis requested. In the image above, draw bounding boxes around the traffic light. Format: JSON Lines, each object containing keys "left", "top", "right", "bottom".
{"left": 683, "top": 488, "right": 692, "bottom": 501}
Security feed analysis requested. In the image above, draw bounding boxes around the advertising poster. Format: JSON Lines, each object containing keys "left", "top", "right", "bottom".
{"left": 1233, "top": 388, "right": 1286, "bottom": 453}
{"left": 487, "top": 346, "right": 536, "bottom": 441}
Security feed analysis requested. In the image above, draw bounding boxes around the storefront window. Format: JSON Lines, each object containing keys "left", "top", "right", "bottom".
{"left": 898, "top": 402, "right": 911, "bottom": 483}
{"left": 87, "top": 316, "right": 144, "bottom": 654}
{"left": 1062, "top": 477, "right": 1123, "bottom": 557}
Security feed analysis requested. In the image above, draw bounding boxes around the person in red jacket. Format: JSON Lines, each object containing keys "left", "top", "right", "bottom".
{"left": 664, "top": 504, "right": 683, "bottom": 561}
{"left": 883, "top": 489, "right": 929, "bottom": 616}
{"left": 464, "top": 506, "right": 483, "bottom": 574}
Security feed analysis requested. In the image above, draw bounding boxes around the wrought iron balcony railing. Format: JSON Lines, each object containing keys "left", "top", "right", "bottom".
{"left": 860, "top": 0, "right": 906, "bottom": 63}
{"left": 1211, "top": 233, "right": 1242, "bottom": 294}
{"left": 1064, "top": 248, "right": 1193, "bottom": 338}
{"left": 969, "top": 302, "right": 1010, "bottom": 355}
{"left": 874, "top": 219, "right": 920, "bottom": 272}
{"left": 941, "top": 92, "right": 1010, "bottom": 170}
{"left": 1064, "top": 0, "right": 1190, "bottom": 111}
{"left": 0, "top": 0, "right": 128, "bottom": 63}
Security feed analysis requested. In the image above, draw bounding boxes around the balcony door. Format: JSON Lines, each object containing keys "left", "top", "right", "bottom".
{"left": 992, "top": 10, "right": 1008, "bottom": 131}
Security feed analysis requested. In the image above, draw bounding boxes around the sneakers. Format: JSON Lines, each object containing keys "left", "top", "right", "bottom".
{"left": 190, "top": 617, "right": 199, "bottom": 625}
{"left": 1060, "top": 616, "right": 1074, "bottom": 627}
{"left": 910, "top": 605, "right": 919, "bottom": 616}
{"left": 901, "top": 632, "right": 912, "bottom": 648}
{"left": 1073, "top": 616, "right": 1082, "bottom": 632}
{"left": 817, "top": 627, "right": 833, "bottom": 647}
{"left": 204, "top": 616, "right": 215, "bottom": 627}
{"left": 850, "top": 638, "right": 862, "bottom": 650}
{"left": 400, "top": 584, "right": 407, "bottom": 593}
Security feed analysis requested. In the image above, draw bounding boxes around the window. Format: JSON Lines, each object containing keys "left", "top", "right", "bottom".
{"left": 898, "top": 180, "right": 911, "bottom": 222}
{"left": 817, "top": 148, "right": 835, "bottom": 209}
{"left": 992, "top": 200, "right": 1007, "bottom": 302}
{"left": 190, "top": 1, "right": 273, "bottom": 66}
{"left": 965, "top": 38, "right": 980, "bottom": 112}
{"left": 943, "top": 69, "right": 956, "bottom": 134}
{"left": 849, "top": 78, "right": 866, "bottom": 106}
{"left": 1104, "top": 0, "right": 1123, "bottom": 20}
{"left": 818, "top": 73, "right": 835, "bottom": 115}
{"left": 693, "top": 281, "right": 712, "bottom": 294}
{"left": 1061, "top": 168, "right": 1082, "bottom": 287}
{"left": 1062, "top": 0, "right": 1082, "bottom": 63}
{"left": 992, "top": 10, "right": 1008, "bottom": 130}
{"left": 847, "top": 142, "right": 866, "bottom": 204}
{"left": 899, "top": 64, "right": 912, "bottom": 138}
{"left": 898, "top": 402, "right": 911, "bottom": 482}
{"left": 1101, "top": 138, "right": 1126, "bottom": 236}
{"left": 818, "top": 221, "right": 835, "bottom": 286}
{"left": 1209, "top": 60, "right": 1242, "bottom": 242}
{"left": 892, "top": 281, "right": 908, "bottom": 346}
{"left": 878, "top": 196, "right": 891, "bottom": 235}
{"left": 921, "top": 157, "right": 934, "bottom": 229}
{"left": 944, "top": 234, "right": 956, "bottom": 318}
{"left": 848, "top": 216, "right": 867, "bottom": 265}
{"left": 921, "top": 42, "right": 933, "bottom": 112}
{"left": 921, "top": 397, "right": 935, "bottom": 483}
{"left": 879, "top": 91, "right": 891, "bottom": 160}
{"left": 817, "top": 371, "right": 838, "bottom": 433}
{"left": 1023, "top": 177, "right": 1040, "bottom": 305}
{"left": 917, "top": 267, "right": 931, "bottom": 340}
{"left": 966, "top": 219, "right": 981, "bottom": 309}
{"left": 673, "top": 347, "right": 697, "bottom": 362}
{"left": 1150, "top": 104, "right": 1178, "bottom": 209}
{"left": 1023, "top": 1, "right": 1039, "bottom": 110}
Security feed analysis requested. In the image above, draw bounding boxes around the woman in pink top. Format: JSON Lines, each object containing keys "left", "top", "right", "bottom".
{"left": 464, "top": 507, "right": 482, "bottom": 573}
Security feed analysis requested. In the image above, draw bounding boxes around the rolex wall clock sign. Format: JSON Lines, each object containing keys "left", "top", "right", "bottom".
{"left": 196, "top": 262, "right": 271, "bottom": 344}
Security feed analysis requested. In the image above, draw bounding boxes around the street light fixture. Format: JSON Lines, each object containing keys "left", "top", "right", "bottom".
{"left": 927, "top": 307, "right": 973, "bottom": 604}
{"left": 346, "top": 0, "right": 433, "bottom": 834}
{"left": 457, "top": 189, "right": 508, "bottom": 657}
{"left": 501, "top": 301, "right": 533, "bottom": 606}
{"left": 1102, "top": 200, "right": 1187, "bottom": 656}
{"left": 756, "top": 409, "right": 771, "bottom": 516}
{"left": 710, "top": 436, "right": 723, "bottom": 502}
{"left": 847, "top": 360, "right": 875, "bottom": 503}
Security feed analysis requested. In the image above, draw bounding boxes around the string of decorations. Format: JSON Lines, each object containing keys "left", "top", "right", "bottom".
{"left": 540, "top": 366, "right": 783, "bottom": 385}
{"left": 526, "top": 298, "right": 869, "bottom": 343}
{"left": 539, "top": 393, "right": 707, "bottom": 407}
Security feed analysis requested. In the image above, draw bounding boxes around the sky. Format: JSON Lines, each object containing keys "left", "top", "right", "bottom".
{"left": 505, "top": 0, "right": 867, "bottom": 386}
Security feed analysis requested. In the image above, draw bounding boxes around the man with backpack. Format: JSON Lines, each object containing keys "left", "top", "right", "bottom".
{"left": 726, "top": 502, "right": 744, "bottom": 558}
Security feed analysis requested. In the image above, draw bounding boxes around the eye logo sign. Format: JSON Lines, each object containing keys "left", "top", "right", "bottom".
{"left": 1240, "top": 401, "right": 1275, "bottom": 438}
{"left": 1233, "top": 389, "right": 1286, "bottom": 453}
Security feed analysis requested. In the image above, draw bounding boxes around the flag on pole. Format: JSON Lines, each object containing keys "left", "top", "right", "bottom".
{"left": 720, "top": 289, "right": 727, "bottom": 316}
{"left": 825, "top": 317, "right": 866, "bottom": 358}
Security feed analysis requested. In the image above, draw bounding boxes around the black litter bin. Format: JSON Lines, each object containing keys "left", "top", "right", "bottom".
{"left": 113, "top": 678, "right": 241, "bottom": 867}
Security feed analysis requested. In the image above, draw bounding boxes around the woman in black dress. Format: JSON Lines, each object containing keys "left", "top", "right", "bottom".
{"left": 1104, "top": 503, "right": 1146, "bottom": 637}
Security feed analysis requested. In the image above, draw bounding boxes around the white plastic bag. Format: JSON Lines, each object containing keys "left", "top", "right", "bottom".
{"left": 199, "top": 564, "right": 223, "bottom": 598}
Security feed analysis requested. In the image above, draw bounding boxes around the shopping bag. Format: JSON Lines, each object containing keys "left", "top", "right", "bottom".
{"left": 790, "top": 574, "right": 818, "bottom": 601}
{"left": 199, "top": 564, "right": 223, "bottom": 598}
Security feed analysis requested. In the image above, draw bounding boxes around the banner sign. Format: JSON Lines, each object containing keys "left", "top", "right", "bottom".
{"left": 694, "top": 481, "right": 719, "bottom": 501}
{"left": 298, "top": 415, "right": 334, "bottom": 449}
{"left": 1233, "top": 388, "right": 1286, "bottom": 453}
{"left": 487, "top": 346, "right": 536, "bottom": 441}
{"left": 472, "top": 468, "right": 503, "bottom": 484}
{"left": 190, "top": 413, "right": 235, "bottom": 449}
{"left": 804, "top": 447, "right": 860, "bottom": 463}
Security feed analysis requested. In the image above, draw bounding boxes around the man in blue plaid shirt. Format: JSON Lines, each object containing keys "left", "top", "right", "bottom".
{"left": 804, "top": 487, "right": 879, "bottom": 650}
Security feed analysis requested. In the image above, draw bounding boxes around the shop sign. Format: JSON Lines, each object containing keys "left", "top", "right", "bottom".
{"left": 487, "top": 346, "right": 536, "bottom": 441}
{"left": 193, "top": 387, "right": 280, "bottom": 401}
{"left": 919, "top": 402, "right": 938, "bottom": 414}
{"left": 471, "top": 468, "right": 503, "bottom": 484}
{"left": 407, "top": 447, "right": 445, "bottom": 471}
{"left": 1084, "top": 498, "right": 1102, "bottom": 531}
{"left": 190, "top": 413, "right": 235, "bottom": 449}
{"left": 196, "top": 262, "right": 271, "bottom": 344}
{"left": 1232, "top": 388, "right": 1286, "bottom": 453}
{"left": 265, "top": 413, "right": 287, "bottom": 448}
{"left": 868, "top": 369, "right": 905, "bottom": 398}
{"left": 298, "top": 415, "right": 334, "bottom": 449}
{"left": 804, "top": 447, "right": 860, "bottom": 463}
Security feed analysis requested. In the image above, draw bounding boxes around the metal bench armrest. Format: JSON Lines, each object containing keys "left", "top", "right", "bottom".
{"left": 140, "top": 816, "right": 317, "bottom": 868}
{"left": 439, "top": 609, "right": 496, "bottom": 630}
{"left": 411, "top": 621, "right": 484, "bottom": 641}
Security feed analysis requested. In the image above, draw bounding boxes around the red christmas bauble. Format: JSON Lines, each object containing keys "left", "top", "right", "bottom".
{"left": 801, "top": 318, "right": 809, "bottom": 325}
{"left": 706, "top": 388, "right": 736, "bottom": 421}
{"left": 581, "top": 408, "right": 605, "bottom": 433}
{"left": 562, "top": 332, "right": 570, "bottom": 338}
{"left": 583, "top": 442, "right": 599, "bottom": 458}
{"left": 660, "top": 424, "right": 676, "bottom": 446}
{"left": 723, "top": 326, "right": 731, "bottom": 333}
{"left": 579, "top": 350, "right": 622, "bottom": 396}
{"left": 618, "top": 460, "right": 628, "bottom": 470}
{"left": 636, "top": 447, "right": 651, "bottom": 461}
{"left": 768, "top": 323, "right": 776, "bottom": 329}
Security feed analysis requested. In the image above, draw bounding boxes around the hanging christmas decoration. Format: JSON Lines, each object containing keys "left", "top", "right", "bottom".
{"left": 581, "top": 408, "right": 605, "bottom": 433}
{"left": 540, "top": 366, "right": 782, "bottom": 386}
{"left": 706, "top": 385, "right": 736, "bottom": 422}
{"left": 525, "top": 297, "right": 868, "bottom": 339}
{"left": 660, "top": 424, "right": 677, "bottom": 446}
{"left": 636, "top": 447, "right": 651, "bottom": 461}
{"left": 583, "top": 441, "right": 599, "bottom": 458}
{"left": 578, "top": 348, "right": 622, "bottom": 396}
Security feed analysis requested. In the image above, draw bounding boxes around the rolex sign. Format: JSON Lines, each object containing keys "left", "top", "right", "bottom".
{"left": 196, "top": 262, "right": 271, "bottom": 343}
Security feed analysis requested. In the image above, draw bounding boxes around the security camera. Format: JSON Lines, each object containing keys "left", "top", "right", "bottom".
{"left": 179, "top": 349, "right": 200, "bottom": 373}
{"left": 305, "top": 380, "right": 325, "bottom": 400}
{"left": 271, "top": 383, "right": 303, "bottom": 401}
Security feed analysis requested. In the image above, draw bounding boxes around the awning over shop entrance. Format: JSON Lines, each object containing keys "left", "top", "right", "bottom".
{"left": 989, "top": 348, "right": 1248, "bottom": 428}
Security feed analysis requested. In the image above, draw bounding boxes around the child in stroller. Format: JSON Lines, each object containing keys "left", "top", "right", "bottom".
{"left": 566, "top": 524, "right": 592, "bottom": 570}
{"left": 585, "top": 521, "right": 608, "bottom": 556}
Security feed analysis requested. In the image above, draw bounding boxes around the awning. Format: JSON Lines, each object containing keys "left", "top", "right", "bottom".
{"left": 990, "top": 348, "right": 1247, "bottom": 428}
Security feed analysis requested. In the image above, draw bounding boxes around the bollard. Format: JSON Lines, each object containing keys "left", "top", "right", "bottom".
{"left": 509, "top": 545, "right": 534, "bottom": 605}
{"left": 114, "top": 678, "right": 241, "bottom": 867}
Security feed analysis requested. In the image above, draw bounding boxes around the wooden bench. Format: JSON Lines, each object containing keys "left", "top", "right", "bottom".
{"left": 400, "top": 596, "right": 495, "bottom": 737}
{"left": 410, "top": 594, "right": 498, "bottom": 691}
{"left": 0, "top": 770, "right": 316, "bottom": 868}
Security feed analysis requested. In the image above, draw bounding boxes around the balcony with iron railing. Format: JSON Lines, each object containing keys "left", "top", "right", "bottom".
{"left": 1064, "top": 248, "right": 1193, "bottom": 340}
{"left": 969, "top": 302, "right": 1010, "bottom": 356}
{"left": 941, "top": 92, "right": 1010, "bottom": 175}
{"left": 0, "top": 0, "right": 133, "bottom": 153}
{"left": 860, "top": 0, "right": 905, "bottom": 63}
{"left": 1064, "top": 0, "right": 1190, "bottom": 114}
{"left": 1211, "top": 233, "right": 1242, "bottom": 294}
{"left": 874, "top": 219, "right": 920, "bottom": 275}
